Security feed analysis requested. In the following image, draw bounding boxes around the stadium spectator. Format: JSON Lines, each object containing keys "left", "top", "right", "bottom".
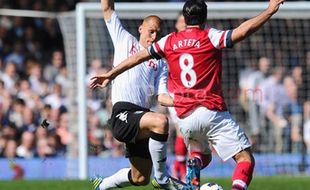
{"left": 16, "top": 131, "right": 35, "bottom": 158}
{"left": 239, "top": 56, "right": 271, "bottom": 151}
{"left": 5, "top": 40, "right": 25, "bottom": 73}
{"left": 8, "top": 98, "right": 26, "bottom": 131}
{"left": 1, "top": 61, "right": 19, "bottom": 93}
{"left": 3, "top": 139, "right": 18, "bottom": 158}
{"left": 35, "top": 138, "right": 55, "bottom": 158}
{"left": 56, "top": 112, "right": 73, "bottom": 146}
{"left": 260, "top": 67, "right": 290, "bottom": 153}
{"left": 46, "top": 133, "right": 66, "bottom": 157}
{"left": 27, "top": 60, "right": 43, "bottom": 95}
{"left": 283, "top": 75, "right": 302, "bottom": 153}
{"left": 43, "top": 50, "right": 64, "bottom": 84}
{"left": 88, "top": 113, "right": 104, "bottom": 156}
{"left": 35, "top": 125, "right": 48, "bottom": 140}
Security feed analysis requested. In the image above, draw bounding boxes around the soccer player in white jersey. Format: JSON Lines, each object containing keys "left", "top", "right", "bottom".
{"left": 90, "top": 1, "right": 182, "bottom": 190}
{"left": 90, "top": 0, "right": 285, "bottom": 190}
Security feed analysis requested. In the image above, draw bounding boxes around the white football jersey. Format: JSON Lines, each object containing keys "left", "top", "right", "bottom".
{"left": 106, "top": 12, "right": 168, "bottom": 108}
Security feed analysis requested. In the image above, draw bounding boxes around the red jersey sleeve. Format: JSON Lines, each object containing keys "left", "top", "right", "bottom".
{"left": 208, "top": 28, "right": 233, "bottom": 49}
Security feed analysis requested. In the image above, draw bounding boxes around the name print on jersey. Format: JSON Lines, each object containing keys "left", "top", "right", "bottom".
{"left": 173, "top": 39, "right": 201, "bottom": 50}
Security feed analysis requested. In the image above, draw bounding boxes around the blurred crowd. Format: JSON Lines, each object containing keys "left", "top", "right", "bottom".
{"left": 239, "top": 55, "right": 310, "bottom": 153}
{"left": 1, "top": 0, "right": 310, "bottom": 161}
{"left": 0, "top": 0, "right": 84, "bottom": 159}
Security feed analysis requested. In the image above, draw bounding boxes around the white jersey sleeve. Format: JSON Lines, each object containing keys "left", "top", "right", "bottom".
{"left": 105, "top": 11, "right": 131, "bottom": 47}
{"left": 105, "top": 11, "right": 138, "bottom": 68}
{"left": 208, "top": 28, "right": 233, "bottom": 49}
{"left": 154, "top": 60, "right": 168, "bottom": 95}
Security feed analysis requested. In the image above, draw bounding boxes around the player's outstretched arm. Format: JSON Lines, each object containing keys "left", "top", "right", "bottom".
{"left": 101, "top": 0, "right": 114, "bottom": 21}
{"left": 89, "top": 49, "right": 152, "bottom": 89}
{"left": 231, "top": 0, "right": 284, "bottom": 44}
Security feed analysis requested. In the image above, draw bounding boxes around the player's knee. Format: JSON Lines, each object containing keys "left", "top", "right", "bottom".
{"left": 153, "top": 114, "right": 169, "bottom": 134}
{"left": 234, "top": 149, "right": 255, "bottom": 164}
{"left": 202, "top": 154, "right": 212, "bottom": 169}
{"left": 131, "top": 175, "right": 150, "bottom": 186}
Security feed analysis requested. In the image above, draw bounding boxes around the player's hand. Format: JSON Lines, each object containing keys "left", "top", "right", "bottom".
{"left": 267, "top": 0, "right": 285, "bottom": 14}
{"left": 89, "top": 74, "right": 111, "bottom": 89}
{"left": 158, "top": 93, "right": 174, "bottom": 107}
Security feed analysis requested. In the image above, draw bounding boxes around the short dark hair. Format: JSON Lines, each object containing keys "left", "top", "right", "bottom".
{"left": 182, "top": 0, "right": 207, "bottom": 25}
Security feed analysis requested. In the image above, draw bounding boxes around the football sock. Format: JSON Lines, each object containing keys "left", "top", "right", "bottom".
{"left": 174, "top": 136, "right": 187, "bottom": 180}
{"left": 99, "top": 168, "right": 132, "bottom": 189}
{"left": 231, "top": 161, "right": 254, "bottom": 190}
{"left": 173, "top": 160, "right": 186, "bottom": 181}
{"left": 149, "top": 132, "right": 169, "bottom": 184}
{"left": 175, "top": 136, "right": 187, "bottom": 156}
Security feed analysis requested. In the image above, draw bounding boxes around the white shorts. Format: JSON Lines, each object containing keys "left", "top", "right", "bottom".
{"left": 177, "top": 107, "right": 251, "bottom": 161}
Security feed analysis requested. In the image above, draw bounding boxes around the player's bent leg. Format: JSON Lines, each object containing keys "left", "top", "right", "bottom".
{"left": 138, "top": 112, "right": 171, "bottom": 184}
{"left": 129, "top": 156, "right": 153, "bottom": 186}
{"left": 231, "top": 148, "right": 255, "bottom": 190}
{"left": 138, "top": 112, "right": 169, "bottom": 135}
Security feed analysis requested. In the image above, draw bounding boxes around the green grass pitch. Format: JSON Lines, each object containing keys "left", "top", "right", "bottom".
{"left": 0, "top": 176, "right": 308, "bottom": 190}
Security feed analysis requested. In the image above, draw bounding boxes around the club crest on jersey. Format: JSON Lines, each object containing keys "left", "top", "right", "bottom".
{"left": 148, "top": 60, "right": 158, "bottom": 71}
{"left": 116, "top": 111, "right": 128, "bottom": 123}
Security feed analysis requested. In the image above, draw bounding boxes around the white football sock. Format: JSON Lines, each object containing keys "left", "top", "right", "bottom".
{"left": 99, "top": 168, "right": 131, "bottom": 190}
{"left": 149, "top": 138, "right": 168, "bottom": 184}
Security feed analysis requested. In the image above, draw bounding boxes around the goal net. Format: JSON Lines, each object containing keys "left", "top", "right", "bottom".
{"left": 56, "top": 2, "right": 310, "bottom": 178}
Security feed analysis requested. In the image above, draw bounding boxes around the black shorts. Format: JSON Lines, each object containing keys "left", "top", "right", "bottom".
{"left": 110, "top": 101, "right": 151, "bottom": 159}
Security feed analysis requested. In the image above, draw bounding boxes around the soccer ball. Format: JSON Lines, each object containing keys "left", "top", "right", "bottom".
{"left": 200, "top": 182, "right": 224, "bottom": 190}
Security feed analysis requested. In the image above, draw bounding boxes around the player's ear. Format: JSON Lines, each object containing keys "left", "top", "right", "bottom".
{"left": 138, "top": 25, "right": 142, "bottom": 34}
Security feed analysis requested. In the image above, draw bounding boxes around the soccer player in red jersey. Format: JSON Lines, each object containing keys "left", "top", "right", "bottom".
{"left": 90, "top": 0, "right": 285, "bottom": 189}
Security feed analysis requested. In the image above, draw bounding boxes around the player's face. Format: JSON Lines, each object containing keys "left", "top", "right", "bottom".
{"left": 139, "top": 18, "right": 161, "bottom": 48}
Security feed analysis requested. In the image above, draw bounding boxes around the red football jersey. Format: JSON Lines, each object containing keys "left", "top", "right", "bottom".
{"left": 148, "top": 27, "right": 233, "bottom": 117}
